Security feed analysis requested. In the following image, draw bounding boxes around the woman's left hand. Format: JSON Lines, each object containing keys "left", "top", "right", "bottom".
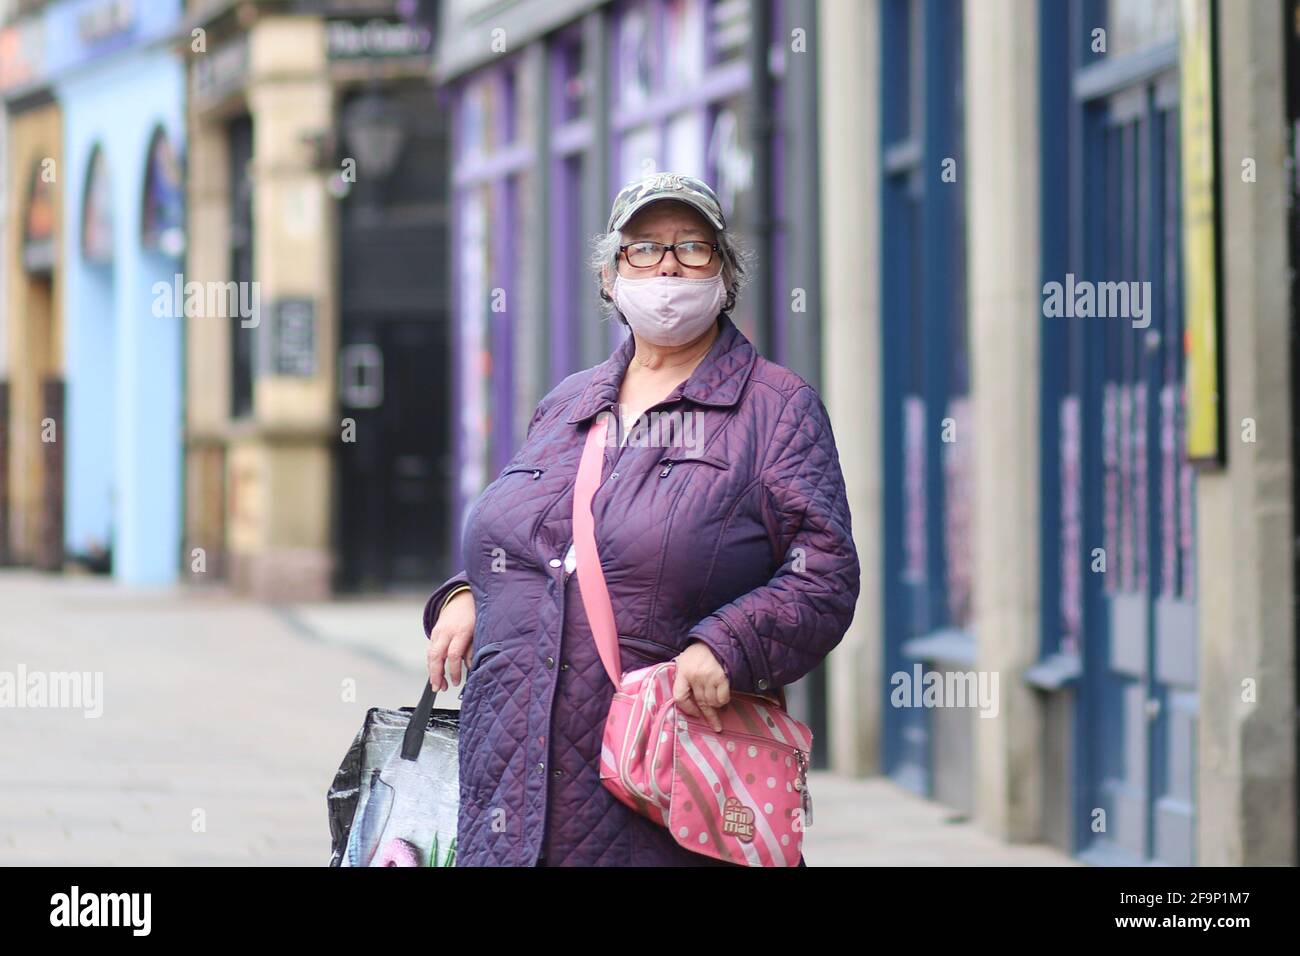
{"left": 673, "top": 641, "right": 730, "bottom": 732}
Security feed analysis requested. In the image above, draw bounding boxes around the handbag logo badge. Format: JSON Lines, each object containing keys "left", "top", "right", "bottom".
{"left": 722, "top": 797, "right": 756, "bottom": 842}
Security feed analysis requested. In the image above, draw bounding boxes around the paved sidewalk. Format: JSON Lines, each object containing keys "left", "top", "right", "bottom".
{"left": 0, "top": 572, "right": 430, "bottom": 865}
{"left": 0, "top": 571, "right": 1074, "bottom": 866}
{"left": 799, "top": 773, "right": 1077, "bottom": 865}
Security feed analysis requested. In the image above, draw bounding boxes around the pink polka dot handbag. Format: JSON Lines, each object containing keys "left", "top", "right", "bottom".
{"left": 572, "top": 414, "right": 814, "bottom": 867}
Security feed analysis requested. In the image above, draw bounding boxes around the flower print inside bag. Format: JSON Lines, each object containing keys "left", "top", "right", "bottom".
{"left": 571, "top": 413, "right": 813, "bottom": 867}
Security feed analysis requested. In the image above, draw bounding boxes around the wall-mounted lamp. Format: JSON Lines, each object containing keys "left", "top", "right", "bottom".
{"left": 340, "top": 92, "right": 407, "bottom": 182}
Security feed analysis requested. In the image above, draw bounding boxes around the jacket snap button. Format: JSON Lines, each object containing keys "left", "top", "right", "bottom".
{"left": 548, "top": 558, "right": 562, "bottom": 568}
{"left": 610, "top": 472, "right": 619, "bottom": 479}
{"left": 536, "top": 763, "right": 545, "bottom": 774}
{"left": 757, "top": 678, "right": 770, "bottom": 690}
{"left": 553, "top": 769, "right": 563, "bottom": 777}
{"left": 544, "top": 656, "right": 555, "bottom": 668}
{"left": 560, "top": 662, "right": 570, "bottom": 671}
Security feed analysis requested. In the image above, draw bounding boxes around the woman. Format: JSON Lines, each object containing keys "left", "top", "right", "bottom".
{"left": 423, "top": 172, "right": 860, "bottom": 866}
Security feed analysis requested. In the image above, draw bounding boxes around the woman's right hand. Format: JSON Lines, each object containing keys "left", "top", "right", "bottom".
{"left": 427, "top": 589, "right": 477, "bottom": 692}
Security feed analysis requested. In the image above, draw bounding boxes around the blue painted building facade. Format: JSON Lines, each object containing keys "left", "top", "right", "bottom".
{"left": 871, "top": 0, "right": 1197, "bottom": 865}
{"left": 50, "top": 0, "right": 185, "bottom": 584}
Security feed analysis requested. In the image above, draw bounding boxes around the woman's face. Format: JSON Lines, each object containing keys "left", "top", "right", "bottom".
{"left": 612, "top": 201, "right": 724, "bottom": 281}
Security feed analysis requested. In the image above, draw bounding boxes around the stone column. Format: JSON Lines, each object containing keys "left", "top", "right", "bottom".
{"left": 183, "top": 97, "right": 232, "bottom": 585}
{"left": 817, "top": 0, "right": 882, "bottom": 775}
{"left": 229, "top": 16, "right": 337, "bottom": 600}
{"left": 964, "top": 0, "right": 1043, "bottom": 842}
{"left": 1195, "top": 0, "right": 1296, "bottom": 866}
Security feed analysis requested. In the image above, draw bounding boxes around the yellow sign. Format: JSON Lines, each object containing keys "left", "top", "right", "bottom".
{"left": 1179, "top": 0, "right": 1223, "bottom": 464}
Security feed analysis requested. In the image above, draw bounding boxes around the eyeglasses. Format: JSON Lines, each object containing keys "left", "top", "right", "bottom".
{"left": 619, "top": 240, "right": 719, "bottom": 269}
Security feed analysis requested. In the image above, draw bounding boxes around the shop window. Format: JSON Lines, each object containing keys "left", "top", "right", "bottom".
{"left": 22, "top": 160, "right": 55, "bottom": 275}
{"left": 548, "top": 26, "right": 592, "bottom": 382}
{"left": 1040, "top": 0, "right": 1195, "bottom": 662}
{"left": 617, "top": 0, "right": 656, "bottom": 110}
{"left": 81, "top": 146, "right": 114, "bottom": 267}
{"left": 140, "top": 127, "right": 185, "bottom": 259}
{"left": 609, "top": 0, "right": 774, "bottom": 353}
{"left": 707, "top": 0, "right": 750, "bottom": 65}
{"left": 228, "top": 114, "right": 254, "bottom": 421}
{"left": 453, "top": 65, "right": 527, "bottom": 514}
{"left": 553, "top": 28, "right": 586, "bottom": 124}
{"left": 1105, "top": 0, "right": 1178, "bottom": 57}
{"left": 663, "top": 0, "right": 706, "bottom": 91}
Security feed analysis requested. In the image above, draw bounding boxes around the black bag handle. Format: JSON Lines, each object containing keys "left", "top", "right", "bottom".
{"left": 401, "top": 681, "right": 439, "bottom": 761}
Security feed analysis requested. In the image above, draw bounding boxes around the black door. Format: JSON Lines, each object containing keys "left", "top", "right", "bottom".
{"left": 337, "top": 86, "right": 452, "bottom": 590}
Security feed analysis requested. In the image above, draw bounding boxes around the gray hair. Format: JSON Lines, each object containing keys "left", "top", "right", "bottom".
{"left": 589, "top": 224, "right": 754, "bottom": 325}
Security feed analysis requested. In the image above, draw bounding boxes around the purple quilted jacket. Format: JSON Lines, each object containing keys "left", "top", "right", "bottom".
{"left": 422, "top": 314, "right": 860, "bottom": 866}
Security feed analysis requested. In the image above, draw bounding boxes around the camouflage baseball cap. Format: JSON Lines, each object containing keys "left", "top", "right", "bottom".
{"left": 607, "top": 171, "right": 726, "bottom": 233}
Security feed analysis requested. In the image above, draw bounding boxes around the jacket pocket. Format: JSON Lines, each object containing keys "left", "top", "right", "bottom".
{"left": 470, "top": 640, "right": 506, "bottom": 670}
{"left": 655, "top": 455, "right": 730, "bottom": 479}
{"left": 498, "top": 463, "right": 547, "bottom": 481}
{"left": 618, "top": 634, "right": 683, "bottom": 662}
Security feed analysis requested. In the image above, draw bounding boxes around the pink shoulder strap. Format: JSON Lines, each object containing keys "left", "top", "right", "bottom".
{"left": 572, "top": 412, "right": 790, "bottom": 710}
{"left": 572, "top": 414, "right": 623, "bottom": 685}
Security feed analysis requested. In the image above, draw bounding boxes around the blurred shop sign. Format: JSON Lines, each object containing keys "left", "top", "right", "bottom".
{"left": 75, "top": 0, "right": 135, "bottom": 47}
{"left": 445, "top": 0, "right": 502, "bottom": 16}
{"left": 44, "top": 0, "right": 180, "bottom": 76}
{"left": 1178, "top": 0, "right": 1223, "bottom": 466}
{"left": 326, "top": 18, "right": 433, "bottom": 60}
{"left": 436, "top": 0, "right": 603, "bottom": 81}
{"left": 268, "top": 299, "right": 318, "bottom": 377}
{"left": 191, "top": 34, "right": 248, "bottom": 109}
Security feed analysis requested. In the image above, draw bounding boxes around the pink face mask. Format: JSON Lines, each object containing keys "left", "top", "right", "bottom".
{"left": 611, "top": 273, "right": 726, "bottom": 347}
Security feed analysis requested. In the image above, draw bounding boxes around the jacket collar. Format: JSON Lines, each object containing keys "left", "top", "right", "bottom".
{"left": 566, "top": 313, "right": 758, "bottom": 425}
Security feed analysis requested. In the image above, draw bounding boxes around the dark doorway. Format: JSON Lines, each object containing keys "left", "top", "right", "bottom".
{"left": 1063, "top": 36, "right": 1195, "bottom": 866}
{"left": 336, "top": 85, "right": 452, "bottom": 590}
